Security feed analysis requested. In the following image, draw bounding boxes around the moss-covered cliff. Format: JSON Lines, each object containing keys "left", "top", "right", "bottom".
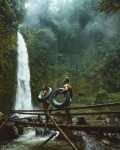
{"left": 0, "top": 0, "right": 18, "bottom": 113}
{"left": 0, "top": 18, "right": 17, "bottom": 113}
{"left": 0, "top": 0, "right": 26, "bottom": 113}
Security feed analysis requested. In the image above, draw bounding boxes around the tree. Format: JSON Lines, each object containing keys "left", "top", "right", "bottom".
{"left": 101, "top": 49, "right": 120, "bottom": 92}
{"left": 96, "top": 0, "right": 120, "bottom": 13}
{"left": 0, "top": 0, "right": 26, "bottom": 26}
{"left": 0, "top": 0, "right": 16, "bottom": 24}
{"left": 8, "top": 0, "right": 26, "bottom": 24}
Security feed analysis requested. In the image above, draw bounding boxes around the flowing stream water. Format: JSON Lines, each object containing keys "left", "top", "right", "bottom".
{"left": 0, "top": 129, "right": 117, "bottom": 150}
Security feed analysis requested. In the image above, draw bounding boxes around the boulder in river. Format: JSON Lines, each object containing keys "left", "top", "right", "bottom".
{"left": 73, "top": 116, "right": 89, "bottom": 125}
{"left": 0, "top": 122, "right": 19, "bottom": 141}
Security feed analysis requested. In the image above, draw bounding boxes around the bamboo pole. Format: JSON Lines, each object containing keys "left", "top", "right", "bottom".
{"left": 46, "top": 112, "right": 78, "bottom": 150}
{"left": 40, "top": 133, "right": 56, "bottom": 148}
{"left": 8, "top": 103, "right": 12, "bottom": 116}
{"left": 11, "top": 111, "right": 120, "bottom": 116}
{"left": 11, "top": 102, "right": 120, "bottom": 112}
{"left": 0, "top": 113, "right": 13, "bottom": 130}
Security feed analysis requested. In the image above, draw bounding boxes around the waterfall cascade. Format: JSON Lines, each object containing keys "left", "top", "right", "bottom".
{"left": 15, "top": 32, "right": 33, "bottom": 111}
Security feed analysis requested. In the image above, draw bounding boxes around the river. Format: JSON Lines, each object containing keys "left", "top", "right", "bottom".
{"left": 0, "top": 127, "right": 118, "bottom": 150}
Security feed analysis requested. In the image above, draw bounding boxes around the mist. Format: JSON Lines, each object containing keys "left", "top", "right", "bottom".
{"left": 23, "top": 0, "right": 120, "bottom": 70}
{"left": 24, "top": 0, "right": 119, "bottom": 39}
{"left": 22, "top": 0, "right": 120, "bottom": 99}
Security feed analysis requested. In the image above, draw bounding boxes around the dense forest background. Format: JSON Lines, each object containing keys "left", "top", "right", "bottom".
{"left": 0, "top": 0, "right": 120, "bottom": 113}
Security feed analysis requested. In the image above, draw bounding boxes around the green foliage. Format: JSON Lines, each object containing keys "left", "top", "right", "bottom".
{"left": 101, "top": 49, "right": 120, "bottom": 91}
{"left": 23, "top": 27, "right": 58, "bottom": 101}
{"left": 96, "top": 0, "right": 120, "bottom": 13}
{"left": 107, "top": 92, "right": 120, "bottom": 111}
{"left": 109, "top": 92, "right": 120, "bottom": 102}
{"left": 9, "top": 0, "right": 26, "bottom": 24}
{"left": 0, "top": 0, "right": 16, "bottom": 25}
{"left": 0, "top": 0, "right": 26, "bottom": 26}
{"left": 0, "top": 16, "right": 17, "bottom": 112}
{"left": 22, "top": 0, "right": 120, "bottom": 105}
{"left": 94, "top": 88, "right": 110, "bottom": 111}
{"left": 94, "top": 89, "right": 109, "bottom": 104}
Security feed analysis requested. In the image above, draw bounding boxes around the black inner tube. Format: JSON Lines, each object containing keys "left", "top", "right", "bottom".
{"left": 51, "top": 88, "right": 71, "bottom": 109}
{"left": 38, "top": 87, "right": 52, "bottom": 102}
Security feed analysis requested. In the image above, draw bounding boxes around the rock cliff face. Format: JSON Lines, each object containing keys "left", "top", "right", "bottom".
{"left": 0, "top": 16, "right": 17, "bottom": 113}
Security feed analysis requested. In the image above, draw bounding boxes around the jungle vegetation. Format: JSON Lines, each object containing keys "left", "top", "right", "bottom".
{"left": 0, "top": 0, "right": 120, "bottom": 112}
{"left": 0, "top": 0, "right": 25, "bottom": 112}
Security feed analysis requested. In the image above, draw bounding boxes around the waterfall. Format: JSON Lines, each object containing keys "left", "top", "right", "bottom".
{"left": 15, "top": 32, "right": 33, "bottom": 111}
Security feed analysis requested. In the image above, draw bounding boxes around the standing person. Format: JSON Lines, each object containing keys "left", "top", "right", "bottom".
{"left": 63, "top": 77, "right": 73, "bottom": 125}
{"left": 42, "top": 85, "right": 50, "bottom": 130}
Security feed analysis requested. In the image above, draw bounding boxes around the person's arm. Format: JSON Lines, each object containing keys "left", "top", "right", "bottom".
{"left": 42, "top": 90, "right": 47, "bottom": 96}
{"left": 59, "top": 85, "right": 68, "bottom": 94}
{"left": 64, "top": 84, "right": 69, "bottom": 91}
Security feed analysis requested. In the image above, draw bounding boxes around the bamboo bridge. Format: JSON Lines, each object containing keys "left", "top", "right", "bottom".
{"left": 0, "top": 102, "right": 120, "bottom": 150}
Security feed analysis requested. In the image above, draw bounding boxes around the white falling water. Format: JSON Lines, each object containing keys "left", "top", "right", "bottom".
{"left": 15, "top": 32, "right": 33, "bottom": 111}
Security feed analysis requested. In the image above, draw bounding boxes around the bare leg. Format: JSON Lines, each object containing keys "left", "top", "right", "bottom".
{"left": 65, "top": 104, "right": 72, "bottom": 125}
{"left": 44, "top": 102, "right": 49, "bottom": 130}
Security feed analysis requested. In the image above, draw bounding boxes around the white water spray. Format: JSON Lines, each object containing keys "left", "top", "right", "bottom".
{"left": 15, "top": 32, "right": 33, "bottom": 111}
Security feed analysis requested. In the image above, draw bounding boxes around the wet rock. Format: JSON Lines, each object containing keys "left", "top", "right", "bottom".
{"left": 17, "top": 125, "right": 23, "bottom": 135}
{"left": 96, "top": 115, "right": 104, "bottom": 120}
{"left": 103, "top": 115, "right": 120, "bottom": 141}
{"left": 56, "top": 129, "right": 86, "bottom": 150}
{"left": 35, "top": 128, "right": 52, "bottom": 136}
{"left": 0, "top": 122, "right": 19, "bottom": 141}
{"left": 104, "top": 115, "right": 120, "bottom": 125}
{"left": 102, "top": 137, "right": 120, "bottom": 148}
{"left": 74, "top": 136, "right": 86, "bottom": 150}
{"left": 73, "top": 117, "right": 89, "bottom": 125}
